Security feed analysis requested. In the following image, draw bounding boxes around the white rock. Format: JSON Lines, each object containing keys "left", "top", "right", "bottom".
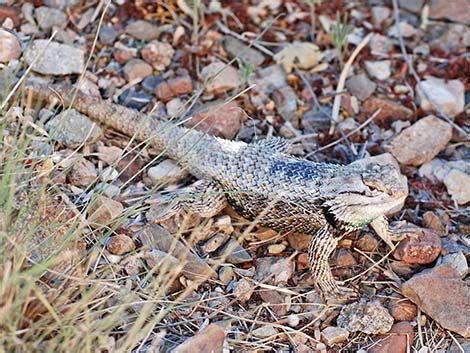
{"left": 440, "top": 252, "right": 468, "bottom": 278}
{"left": 252, "top": 325, "right": 278, "bottom": 338}
{"left": 0, "top": 29, "right": 21, "bottom": 63}
{"left": 200, "top": 61, "right": 240, "bottom": 94}
{"left": 321, "top": 326, "right": 349, "bottom": 346}
{"left": 388, "top": 21, "right": 418, "bottom": 38}
{"left": 365, "top": 60, "right": 391, "bottom": 81}
{"left": 443, "top": 169, "right": 470, "bottom": 205}
{"left": 148, "top": 159, "right": 188, "bottom": 185}
{"left": 416, "top": 76, "right": 465, "bottom": 118}
{"left": 371, "top": 6, "right": 391, "bottom": 28}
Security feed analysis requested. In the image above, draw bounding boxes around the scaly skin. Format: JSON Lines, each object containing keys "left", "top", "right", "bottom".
{"left": 28, "top": 85, "right": 408, "bottom": 297}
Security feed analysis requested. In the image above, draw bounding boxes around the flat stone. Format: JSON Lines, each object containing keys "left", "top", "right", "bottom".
{"left": 255, "top": 257, "right": 294, "bottom": 286}
{"left": 365, "top": 60, "right": 391, "bottom": 81}
{"left": 223, "top": 36, "right": 265, "bottom": 67}
{"left": 443, "top": 169, "right": 470, "bottom": 205}
{"left": 139, "top": 224, "right": 217, "bottom": 280}
{"left": 200, "top": 61, "right": 240, "bottom": 94}
{"left": 0, "top": 29, "right": 20, "bottom": 63}
{"left": 388, "top": 21, "right": 418, "bottom": 38}
{"left": 185, "top": 100, "right": 244, "bottom": 139}
{"left": 429, "top": 23, "right": 470, "bottom": 52}
{"left": 274, "top": 41, "right": 323, "bottom": 73}
{"left": 402, "top": 264, "right": 470, "bottom": 338}
{"left": 252, "top": 325, "right": 278, "bottom": 338}
{"left": 232, "top": 278, "right": 254, "bottom": 303}
{"left": 354, "top": 233, "right": 378, "bottom": 252}
{"left": 24, "top": 40, "right": 84, "bottom": 75}
{"left": 389, "top": 300, "right": 418, "bottom": 321}
{"left": 429, "top": 0, "right": 470, "bottom": 25}
{"left": 439, "top": 251, "right": 468, "bottom": 278}
{"left": 220, "top": 239, "right": 252, "bottom": 265}
{"left": 388, "top": 115, "right": 453, "bottom": 166}
{"left": 147, "top": 159, "right": 189, "bottom": 186}
{"left": 107, "top": 234, "right": 135, "bottom": 255}
{"left": 99, "top": 25, "right": 118, "bottom": 45}
{"left": 393, "top": 224, "right": 442, "bottom": 264}
{"left": 143, "top": 248, "right": 179, "bottom": 269}
{"left": 416, "top": 76, "right": 465, "bottom": 118}
{"left": 398, "top": 0, "right": 423, "bottom": 13}
{"left": 155, "top": 75, "right": 192, "bottom": 102}
{"left": 172, "top": 324, "right": 225, "bottom": 353}
{"left": 369, "top": 33, "right": 394, "bottom": 56}
{"left": 42, "top": 0, "right": 80, "bottom": 9}
{"left": 123, "top": 58, "right": 153, "bottom": 81}
{"left": 361, "top": 97, "right": 413, "bottom": 127}
{"left": 320, "top": 327, "right": 349, "bottom": 346}
{"left": 118, "top": 89, "right": 152, "bottom": 110}
{"left": 35, "top": 6, "right": 66, "bottom": 31}
{"left": 202, "top": 233, "right": 229, "bottom": 253}
{"left": 259, "top": 289, "right": 288, "bottom": 316}
{"left": 96, "top": 145, "right": 123, "bottom": 166}
{"left": 248, "top": 64, "right": 287, "bottom": 95}
{"left": 88, "top": 195, "right": 124, "bottom": 225}
{"left": 68, "top": 157, "right": 97, "bottom": 188}
{"left": 368, "top": 321, "right": 415, "bottom": 353}
{"left": 141, "top": 40, "right": 174, "bottom": 71}
{"left": 337, "top": 301, "right": 394, "bottom": 335}
{"left": 272, "top": 85, "right": 298, "bottom": 122}
{"left": 287, "top": 233, "right": 310, "bottom": 251}
{"left": 125, "top": 20, "right": 161, "bottom": 41}
{"left": 371, "top": 6, "right": 391, "bottom": 28}
{"left": 346, "top": 74, "right": 376, "bottom": 101}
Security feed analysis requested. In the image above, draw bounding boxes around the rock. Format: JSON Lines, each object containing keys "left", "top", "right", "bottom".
{"left": 139, "top": 224, "right": 217, "bottom": 280}
{"left": 268, "top": 243, "right": 286, "bottom": 254}
{"left": 0, "top": 5, "right": 20, "bottom": 27}
{"left": 35, "top": 6, "right": 66, "bottom": 31}
{"left": 95, "top": 183, "right": 120, "bottom": 198}
{"left": 335, "top": 249, "right": 357, "bottom": 267}
{"left": 388, "top": 115, "right": 453, "bottom": 166}
{"left": 443, "top": 169, "right": 470, "bottom": 205}
{"left": 147, "top": 159, "right": 189, "bottom": 186}
{"left": 155, "top": 75, "right": 193, "bottom": 102}
{"left": 142, "top": 75, "right": 164, "bottom": 93}
{"left": 398, "top": 0, "right": 423, "bottom": 13}
{"left": 203, "top": 233, "right": 229, "bottom": 253}
{"left": 388, "top": 21, "right": 418, "bottom": 38}
{"left": 223, "top": 36, "right": 265, "bottom": 67}
{"left": 416, "top": 76, "right": 465, "bottom": 118}
{"left": 274, "top": 42, "right": 323, "bottom": 73}
{"left": 113, "top": 48, "right": 134, "bottom": 64}
{"left": 389, "top": 300, "right": 418, "bottom": 321}
{"left": 232, "top": 278, "right": 254, "bottom": 303}
{"left": 270, "top": 257, "right": 294, "bottom": 285}
{"left": 259, "top": 290, "right": 288, "bottom": 316}
{"left": 123, "top": 59, "right": 153, "bottom": 81}
{"left": 88, "top": 195, "right": 124, "bottom": 225}
{"left": 429, "top": 23, "right": 470, "bottom": 52}
{"left": 393, "top": 224, "right": 441, "bottom": 264}
{"left": 0, "top": 29, "right": 20, "bottom": 63}
{"left": 68, "top": 157, "right": 97, "bottom": 187}
{"left": 118, "top": 89, "right": 152, "bottom": 110}
{"left": 272, "top": 86, "right": 298, "bottom": 122}
{"left": 166, "top": 98, "right": 183, "bottom": 117}
{"left": 249, "top": 64, "right": 287, "bottom": 95}
{"left": 141, "top": 40, "right": 174, "bottom": 71}
{"left": 320, "top": 327, "right": 349, "bottom": 346}
{"left": 287, "top": 233, "right": 310, "bottom": 251}
{"left": 125, "top": 20, "right": 161, "bottom": 41}
{"left": 99, "top": 25, "right": 118, "bottom": 45}
{"left": 252, "top": 325, "right": 278, "bottom": 338}
{"left": 42, "top": 0, "right": 80, "bottom": 9}
{"left": 365, "top": 60, "right": 391, "bottom": 81}
{"left": 143, "top": 248, "right": 179, "bottom": 269}
{"left": 402, "top": 264, "right": 470, "bottom": 338}
{"left": 96, "top": 145, "right": 123, "bottom": 166}
{"left": 361, "top": 97, "right": 413, "bottom": 127}
{"left": 354, "top": 233, "right": 378, "bottom": 252}
{"left": 337, "top": 301, "right": 394, "bottom": 335}
{"left": 447, "top": 339, "right": 470, "bottom": 353}
{"left": 371, "top": 6, "right": 391, "bottom": 28}
{"left": 220, "top": 239, "right": 252, "bottom": 265}
{"left": 218, "top": 266, "right": 234, "bottom": 285}
{"left": 107, "top": 234, "right": 135, "bottom": 255}
{"left": 369, "top": 33, "right": 394, "bottom": 56}
{"left": 172, "top": 324, "right": 225, "bottom": 353}
{"left": 185, "top": 100, "right": 244, "bottom": 139}
{"left": 439, "top": 252, "right": 468, "bottom": 277}
{"left": 346, "top": 74, "right": 376, "bottom": 101}
{"left": 368, "top": 321, "right": 415, "bottom": 353}
{"left": 24, "top": 40, "right": 84, "bottom": 75}
{"left": 429, "top": 0, "right": 470, "bottom": 25}
{"left": 200, "top": 61, "right": 240, "bottom": 94}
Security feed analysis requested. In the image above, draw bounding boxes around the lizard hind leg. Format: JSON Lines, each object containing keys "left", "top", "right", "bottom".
{"left": 307, "top": 226, "right": 357, "bottom": 299}
{"left": 151, "top": 179, "right": 227, "bottom": 222}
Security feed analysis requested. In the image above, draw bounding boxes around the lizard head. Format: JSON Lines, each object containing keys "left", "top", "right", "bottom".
{"left": 322, "top": 162, "right": 408, "bottom": 228}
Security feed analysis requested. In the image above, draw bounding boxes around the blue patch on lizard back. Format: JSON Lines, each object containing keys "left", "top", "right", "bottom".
{"left": 270, "top": 160, "right": 322, "bottom": 180}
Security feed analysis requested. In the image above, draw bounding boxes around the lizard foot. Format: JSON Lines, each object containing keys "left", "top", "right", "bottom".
{"left": 316, "top": 279, "right": 358, "bottom": 300}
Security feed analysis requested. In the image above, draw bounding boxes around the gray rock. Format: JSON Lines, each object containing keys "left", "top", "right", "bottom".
{"left": 125, "top": 20, "right": 161, "bottom": 41}
{"left": 321, "top": 327, "right": 349, "bottom": 346}
{"left": 346, "top": 74, "right": 376, "bottom": 101}
{"left": 200, "top": 61, "right": 240, "bottom": 95}
{"left": 429, "top": 23, "right": 470, "bottom": 52}
{"left": 364, "top": 60, "right": 391, "bottom": 81}
{"left": 232, "top": 278, "right": 254, "bottom": 303}
{"left": 371, "top": 6, "right": 391, "bottom": 28}
{"left": 252, "top": 325, "right": 278, "bottom": 338}
{"left": 43, "top": 0, "right": 80, "bottom": 8}
{"left": 0, "top": 29, "right": 21, "bottom": 63}
{"left": 416, "top": 76, "right": 465, "bottom": 118}
{"left": 439, "top": 252, "right": 468, "bottom": 278}
{"left": 398, "top": 0, "right": 423, "bottom": 13}
{"left": 272, "top": 85, "right": 298, "bottom": 122}
{"left": 402, "top": 264, "right": 470, "bottom": 338}
{"left": 147, "top": 159, "right": 189, "bottom": 186}
{"left": 369, "top": 33, "right": 394, "bottom": 57}
{"left": 118, "top": 89, "right": 152, "bottom": 110}
{"left": 337, "top": 301, "right": 394, "bottom": 335}
{"left": 429, "top": 0, "right": 470, "bottom": 25}
{"left": 99, "top": 25, "right": 118, "bottom": 45}
{"left": 123, "top": 58, "right": 153, "bottom": 81}
{"left": 45, "top": 109, "right": 102, "bottom": 148}
{"left": 223, "top": 36, "right": 265, "bottom": 67}
{"left": 388, "top": 21, "right": 418, "bottom": 38}
{"left": 447, "top": 339, "right": 470, "bottom": 353}
{"left": 255, "top": 257, "right": 294, "bottom": 286}
{"left": 24, "top": 40, "right": 84, "bottom": 75}
{"left": 35, "top": 6, "right": 67, "bottom": 31}
{"left": 249, "top": 64, "right": 287, "bottom": 95}
{"left": 220, "top": 239, "right": 252, "bottom": 265}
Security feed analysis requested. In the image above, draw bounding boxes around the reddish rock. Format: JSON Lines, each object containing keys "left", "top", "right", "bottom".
{"left": 200, "top": 61, "right": 240, "bottom": 94}
{"left": 260, "top": 290, "right": 288, "bottom": 316}
{"left": 389, "top": 300, "right": 418, "bottom": 321}
{"left": 107, "top": 234, "right": 135, "bottom": 255}
{"left": 287, "top": 232, "right": 310, "bottom": 251}
{"left": 393, "top": 224, "right": 441, "bottom": 264}
{"left": 297, "top": 253, "right": 309, "bottom": 270}
{"left": 355, "top": 233, "right": 378, "bottom": 252}
{"left": 402, "top": 264, "right": 470, "bottom": 338}
{"left": 123, "top": 58, "right": 153, "bottom": 81}
{"left": 172, "top": 324, "right": 225, "bottom": 353}
{"left": 429, "top": 0, "right": 470, "bottom": 25}
{"left": 88, "top": 196, "right": 124, "bottom": 226}
{"left": 141, "top": 40, "right": 174, "bottom": 71}
{"left": 361, "top": 97, "right": 413, "bottom": 127}
{"left": 335, "top": 249, "right": 357, "bottom": 267}
{"left": 388, "top": 115, "right": 453, "bottom": 166}
{"left": 155, "top": 76, "right": 193, "bottom": 102}
{"left": 369, "top": 321, "right": 415, "bottom": 353}
{"left": 113, "top": 49, "right": 134, "bottom": 64}
{"left": 185, "top": 101, "right": 244, "bottom": 139}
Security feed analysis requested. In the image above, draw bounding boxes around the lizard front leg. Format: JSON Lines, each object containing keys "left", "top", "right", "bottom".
{"left": 308, "top": 226, "right": 356, "bottom": 298}
{"left": 151, "top": 179, "right": 227, "bottom": 222}
{"left": 370, "top": 216, "right": 410, "bottom": 249}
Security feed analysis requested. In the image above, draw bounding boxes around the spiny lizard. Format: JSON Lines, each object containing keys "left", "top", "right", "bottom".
{"left": 28, "top": 85, "right": 408, "bottom": 297}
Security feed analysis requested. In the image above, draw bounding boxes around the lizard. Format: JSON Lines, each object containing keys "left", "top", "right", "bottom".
{"left": 27, "top": 85, "right": 408, "bottom": 298}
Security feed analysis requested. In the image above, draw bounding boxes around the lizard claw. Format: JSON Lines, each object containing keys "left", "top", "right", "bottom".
{"left": 315, "top": 279, "right": 358, "bottom": 301}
